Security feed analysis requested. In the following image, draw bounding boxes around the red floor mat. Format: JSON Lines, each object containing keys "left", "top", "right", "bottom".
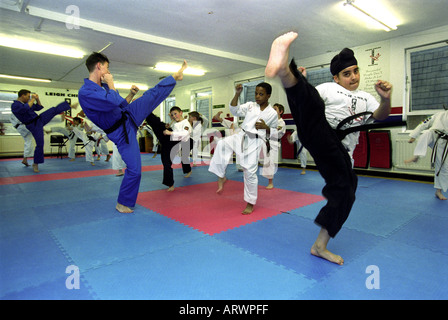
{"left": 137, "top": 180, "right": 324, "bottom": 235}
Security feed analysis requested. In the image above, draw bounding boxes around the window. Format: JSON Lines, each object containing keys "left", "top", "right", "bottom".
{"left": 193, "top": 88, "right": 212, "bottom": 127}
{"left": 164, "top": 96, "right": 176, "bottom": 122}
{"left": 306, "top": 67, "right": 333, "bottom": 87}
{"left": 0, "top": 91, "right": 19, "bottom": 135}
{"left": 406, "top": 42, "right": 448, "bottom": 115}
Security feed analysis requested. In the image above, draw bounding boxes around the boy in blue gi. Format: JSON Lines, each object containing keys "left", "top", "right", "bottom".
{"left": 11, "top": 90, "right": 77, "bottom": 173}
{"left": 78, "top": 52, "right": 187, "bottom": 213}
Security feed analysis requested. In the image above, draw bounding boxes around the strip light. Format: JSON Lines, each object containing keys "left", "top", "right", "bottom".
{"left": 0, "top": 74, "right": 52, "bottom": 83}
{"left": 0, "top": 35, "right": 85, "bottom": 58}
{"left": 153, "top": 63, "right": 205, "bottom": 76}
{"left": 343, "top": 0, "right": 397, "bottom": 32}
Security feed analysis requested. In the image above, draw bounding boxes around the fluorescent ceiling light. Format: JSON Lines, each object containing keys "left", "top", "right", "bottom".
{"left": 153, "top": 63, "right": 206, "bottom": 76}
{"left": 115, "top": 83, "right": 149, "bottom": 91}
{"left": 343, "top": 0, "right": 398, "bottom": 32}
{"left": 0, "top": 74, "right": 52, "bottom": 83}
{"left": 0, "top": 35, "right": 85, "bottom": 58}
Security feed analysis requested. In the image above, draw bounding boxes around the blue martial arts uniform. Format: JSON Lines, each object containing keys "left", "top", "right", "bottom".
{"left": 11, "top": 100, "right": 71, "bottom": 164}
{"left": 78, "top": 76, "right": 177, "bottom": 208}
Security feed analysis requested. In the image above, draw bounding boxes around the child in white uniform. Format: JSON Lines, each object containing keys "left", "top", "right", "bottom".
{"left": 209, "top": 83, "right": 278, "bottom": 215}
{"left": 405, "top": 110, "right": 448, "bottom": 200}
{"left": 262, "top": 103, "right": 286, "bottom": 189}
{"left": 288, "top": 130, "right": 308, "bottom": 175}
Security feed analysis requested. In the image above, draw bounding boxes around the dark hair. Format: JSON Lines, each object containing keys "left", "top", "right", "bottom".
{"left": 85, "top": 52, "right": 110, "bottom": 72}
{"left": 188, "top": 111, "right": 203, "bottom": 124}
{"left": 256, "top": 82, "right": 272, "bottom": 95}
{"left": 73, "top": 117, "right": 82, "bottom": 123}
{"left": 170, "top": 106, "right": 182, "bottom": 113}
{"left": 18, "top": 89, "right": 30, "bottom": 98}
{"left": 273, "top": 103, "right": 284, "bottom": 115}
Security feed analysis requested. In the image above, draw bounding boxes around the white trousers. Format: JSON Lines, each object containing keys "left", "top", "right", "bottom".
{"left": 209, "top": 131, "right": 263, "bottom": 205}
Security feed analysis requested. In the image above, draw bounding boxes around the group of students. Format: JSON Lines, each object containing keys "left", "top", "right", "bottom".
{"left": 10, "top": 31, "right": 446, "bottom": 265}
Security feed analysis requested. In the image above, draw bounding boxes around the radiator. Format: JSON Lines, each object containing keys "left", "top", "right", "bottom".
{"left": 393, "top": 139, "right": 433, "bottom": 171}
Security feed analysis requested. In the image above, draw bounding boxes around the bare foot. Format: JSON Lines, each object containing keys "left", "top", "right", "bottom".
{"left": 22, "top": 159, "right": 30, "bottom": 167}
{"left": 116, "top": 169, "right": 124, "bottom": 176}
{"left": 301, "top": 169, "right": 306, "bottom": 175}
{"left": 435, "top": 189, "right": 447, "bottom": 200}
{"left": 216, "top": 177, "right": 227, "bottom": 193}
{"left": 90, "top": 162, "right": 95, "bottom": 166}
{"left": 32, "top": 163, "right": 39, "bottom": 173}
{"left": 167, "top": 186, "right": 175, "bottom": 192}
{"left": 116, "top": 203, "right": 133, "bottom": 213}
{"left": 184, "top": 171, "right": 192, "bottom": 178}
{"left": 265, "top": 31, "right": 298, "bottom": 79}
{"left": 310, "top": 228, "right": 344, "bottom": 265}
{"left": 242, "top": 203, "right": 254, "bottom": 215}
{"left": 311, "top": 243, "right": 344, "bottom": 266}
{"left": 266, "top": 183, "right": 274, "bottom": 189}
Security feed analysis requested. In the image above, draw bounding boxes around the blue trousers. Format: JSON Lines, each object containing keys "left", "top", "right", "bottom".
{"left": 106, "top": 77, "right": 176, "bottom": 208}
{"left": 26, "top": 102, "right": 70, "bottom": 164}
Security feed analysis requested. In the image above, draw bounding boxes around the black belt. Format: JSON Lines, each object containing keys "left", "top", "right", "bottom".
{"left": 335, "top": 111, "right": 406, "bottom": 140}
{"left": 103, "top": 111, "right": 138, "bottom": 144}
{"left": 431, "top": 130, "right": 448, "bottom": 176}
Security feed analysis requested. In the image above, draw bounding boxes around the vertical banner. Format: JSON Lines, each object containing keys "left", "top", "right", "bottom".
{"left": 356, "top": 41, "right": 390, "bottom": 101}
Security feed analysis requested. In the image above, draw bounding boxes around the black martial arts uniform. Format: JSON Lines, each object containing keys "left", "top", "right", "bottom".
{"left": 285, "top": 59, "right": 358, "bottom": 238}
{"left": 145, "top": 114, "right": 192, "bottom": 187}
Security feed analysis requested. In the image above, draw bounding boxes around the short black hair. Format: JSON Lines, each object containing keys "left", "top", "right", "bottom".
{"left": 256, "top": 82, "right": 272, "bottom": 95}
{"left": 85, "top": 52, "right": 110, "bottom": 73}
{"left": 170, "top": 106, "right": 182, "bottom": 113}
{"left": 18, "top": 89, "right": 30, "bottom": 98}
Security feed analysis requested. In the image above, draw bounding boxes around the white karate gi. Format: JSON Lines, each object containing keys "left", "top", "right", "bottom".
{"left": 191, "top": 115, "right": 208, "bottom": 164}
{"left": 209, "top": 101, "right": 278, "bottom": 205}
{"left": 261, "top": 117, "right": 286, "bottom": 179}
{"left": 289, "top": 130, "right": 308, "bottom": 169}
{"left": 316, "top": 82, "right": 380, "bottom": 159}
{"left": 72, "top": 123, "right": 95, "bottom": 163}
{"left": 409, "top": 110, "right": 448, "bottom": 192}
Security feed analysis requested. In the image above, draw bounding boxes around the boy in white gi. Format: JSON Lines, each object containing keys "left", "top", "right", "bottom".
{"left": 262, "top": 103, "right": 286, "bottom": 189}
{"left": 72, "top": 117, "right": 95, "bottom": 165}
{"left": 405, "top": 109, "right": 448, "bottom": 200}
{"left": 209, "top": 83, "right": 278, "bottom": 215}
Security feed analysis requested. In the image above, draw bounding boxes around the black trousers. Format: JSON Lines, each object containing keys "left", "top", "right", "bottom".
{"left": 285, "top": 60, "right": 358, "bottom": 238}
{"left": 145, "top": 114, "right": 192, "bottom": 187}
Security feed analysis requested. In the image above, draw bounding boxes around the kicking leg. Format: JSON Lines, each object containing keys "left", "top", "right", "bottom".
{"left": 265, "top": 31, "right": 299, "bottom": 88}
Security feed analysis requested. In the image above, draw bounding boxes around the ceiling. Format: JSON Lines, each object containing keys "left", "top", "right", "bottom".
{"left": 0, "top": 0, "right": 447, "bottom": 91}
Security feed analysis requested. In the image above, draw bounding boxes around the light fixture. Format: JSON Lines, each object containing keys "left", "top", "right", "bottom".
{"left": 0, "top": 35, "right": 85, "bottom": 58}
{"left": 343, "top": 0, "right": 397, "bottom": 32}
{"left": 0, "top": 74, "right": 52, "bottom": 83}
{"left": 153, "top": 63, "right": 205, "bottom": 76}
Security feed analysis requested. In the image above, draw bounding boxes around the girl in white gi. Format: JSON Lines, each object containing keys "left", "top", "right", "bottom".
{"left": 288, "top": 130, "right": 308, "bottom": 175}
{"left": 188, "top": 111, "right": 208, "bottom": 166}
{"left": 10, "top": 113, "right": 34, "bottom": 166}
{"left": 209, "top": 83, "right": 278, "bottom": 215}
{"left": 262, "top": 103, "right": 286, "bottom": 189}
{"left": 405, "top": 110, "right": 448, "bottom": 200}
